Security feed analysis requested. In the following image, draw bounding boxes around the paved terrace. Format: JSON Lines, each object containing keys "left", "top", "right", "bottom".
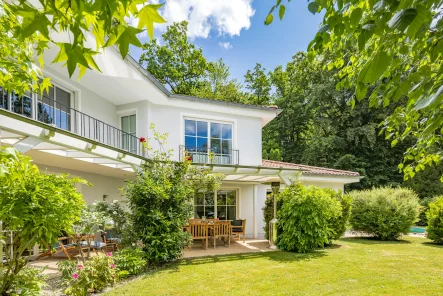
{"left": 29, "top": 239, "right": 274, "bottom": 278}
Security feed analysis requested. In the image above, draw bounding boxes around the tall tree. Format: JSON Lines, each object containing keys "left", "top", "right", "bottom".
{"left": 140, "top": 21, "right": 243, "bottom": 102}
{"left": 0, "top": 0, "right": 165, "bottom": 94}
{"left": 244, "top": 63, "right": 273, "bottom": 105}
{"left": 266, "top": 0, "right": 443, "bottom": 181}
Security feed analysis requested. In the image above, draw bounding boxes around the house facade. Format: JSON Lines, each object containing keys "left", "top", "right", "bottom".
{"left": 0, "top": 43, "right": 361, "bottom": 239}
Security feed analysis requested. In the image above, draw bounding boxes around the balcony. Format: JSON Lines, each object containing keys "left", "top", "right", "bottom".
{"left": 179, "top": 145, "right": 239, "bottom": 165}
{"left": 0, "top": 88, "right": 143, "bottom": 157}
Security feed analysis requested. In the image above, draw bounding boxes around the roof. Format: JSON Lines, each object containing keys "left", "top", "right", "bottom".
{"left": 261, "top": 159, "right": 360, "bottom": 177}
{"left": 123, "top": 52, "right": 282, "bottom": 113}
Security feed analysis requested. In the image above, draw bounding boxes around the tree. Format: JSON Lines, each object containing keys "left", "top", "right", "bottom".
{"left": 0, "top": 147, "right": 86, "bottom": 294}
{"left": 140, "top": 21, "right": 244, "bottom": 102}
{"left": 266, "top": 0, "right": 443, "bottom": 180}
{"left": 0, "top": 0, "right": 165, "bottom": 95}
{"left": 244, "top": 63, "right": 273, "bottom": 105}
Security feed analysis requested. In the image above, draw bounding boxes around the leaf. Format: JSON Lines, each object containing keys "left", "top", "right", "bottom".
{"left": 318, "top": 24, "right": 330, "bottom": 33}
{"left": 279, "top": 5, "right": 286, "bottom": 20}
{"left": 388, "top": 9, "right": 417, "bottom": 32}
{"left": 431, "top": 39, "right": 443, "bottom": 61}
{"left": 358, "top": 51, "right": 391, "bottom": 83}
{"left": 405, "top": 6, "right": 431, "bottom": 38}
{"left": 265, "top": 14, "right": 274, "bottom": 25}
{"left": 117, "top": 26, "right": 144, "bottom": 58}
{"left": 413, "top": 85, "right": 443, "bottom": 110}
{"left": 358, "top": 24, "right": 375, "bottom": 51}
{"left": 308, "top": 2, "right": 320, "bottom": 14}
{"left": 391, "top": 139, "right": 398, "bottom": 147}
{"left": 350, "top": 8, "right": 363, "bottom": 27}
{"left": 137, "top": 4, "right": 166, "bottom": 40}
{"left": 355, "top": 82, "right": 368, "bottom": 101}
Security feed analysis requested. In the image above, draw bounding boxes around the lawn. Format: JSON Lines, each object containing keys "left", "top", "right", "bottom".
{"left": 105, "top": 237, "right": 443, "bottom": 296}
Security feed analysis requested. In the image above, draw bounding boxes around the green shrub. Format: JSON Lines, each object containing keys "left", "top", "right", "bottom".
{"left": 426, "top": 197, "right": 443, "bottom": 244}
{"left": 58, "top": 253, "right": 116, "bottom": 296}
{"left": 277, "top": 183, "right": 342, "bottom": 253}
{"left": 349, "top": 187, "right": 420, "bottom": 240}
{"left": 417, "top": 197, "right": 436, "bottom": 226}
{"left": 114, "top": 248, "right": 147, "bottom": 278}
{"left": 7, "top": 267, "right": 47, "bottom": 295}
{"left": 327, "top": 190, "right": 352, "bottom": 240}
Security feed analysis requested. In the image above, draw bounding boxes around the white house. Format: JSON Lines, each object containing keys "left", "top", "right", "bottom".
{"left": 0, "top": 43, "right": 361, "bottom": 239}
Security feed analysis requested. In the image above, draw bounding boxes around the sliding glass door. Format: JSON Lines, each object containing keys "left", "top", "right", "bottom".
{"left": 193, "top": 190, "right": 237, "bottom": 220}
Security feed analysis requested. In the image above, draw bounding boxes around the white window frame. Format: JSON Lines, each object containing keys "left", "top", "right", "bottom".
{"left": 193, "top": 188, "right": 239, "bottom": 219}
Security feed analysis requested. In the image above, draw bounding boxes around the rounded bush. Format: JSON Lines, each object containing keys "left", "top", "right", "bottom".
{"left": 277, "top": 183, "right": 342, "bottom": 253}
{"left": 327, "top": 189, "right": 352, "bottom": 240}
{"left": 426, "top": 196, "right": 443, "bottom": 244}
{"left": 349, "top": 187, "right": 420, "bottom": 240}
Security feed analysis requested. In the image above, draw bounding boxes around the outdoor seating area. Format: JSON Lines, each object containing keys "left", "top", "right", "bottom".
{"left": 183, "top": 219, "right": 246, "bottom": 249}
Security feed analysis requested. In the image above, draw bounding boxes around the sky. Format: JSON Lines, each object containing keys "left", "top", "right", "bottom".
{"left": 130, "top": 0, "right": 324, "bottom": 83}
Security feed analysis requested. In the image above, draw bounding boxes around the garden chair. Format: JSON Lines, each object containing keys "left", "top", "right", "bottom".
{"left": 37, "top": 237, "right": 77, "bottom": 260}
{"left": 189, "top": 222, "right": 209, "bottom": 250}
{"left": 231, "top": 219, "right": 246, "bottom": 242}
{"left": 101, "top": 229, "right": 120, "bottom": 251}
{"left": 212, "top": 221, "right": 231, "bottom": 248}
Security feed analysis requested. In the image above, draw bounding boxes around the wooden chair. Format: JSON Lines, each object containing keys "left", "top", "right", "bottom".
{"left": 37, "top": 237, "right": 76, "bottom": 260}
{"left": 189, "top": 219, "right": 202, "bottom": 223}
{"left": 212, "top": 221, "right": 231, "bottom": 248}
{"left": 231, "top": 219, "right": 246, "bottom": 242}
{"left": 189, "top": 222, "right": 209, "bottom": 249}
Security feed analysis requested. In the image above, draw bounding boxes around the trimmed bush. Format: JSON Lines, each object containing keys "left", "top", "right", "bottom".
{"left": 277, "top": 183, "right": 342, "bottom": 253}
{"left": 417, "top": 197, "right": 436, "bottom": 226}
{"left": 327, "top": 190, "right": 352, "bottom": 240}
{"left": 349, "top": 187, "right": 420, "bottom": 240}
{"left": 426, "top": 196, "right": 443, "bottom": 244}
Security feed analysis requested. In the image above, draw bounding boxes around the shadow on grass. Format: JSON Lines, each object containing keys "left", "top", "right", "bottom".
{"left": 422, "top": 242, "right": 443, "bottom": 249}
{"left": 339, "top": 237, "right": 412, "bottom": 245}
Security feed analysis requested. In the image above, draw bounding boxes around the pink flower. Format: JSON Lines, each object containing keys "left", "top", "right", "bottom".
{"left": 110, "top": 264, "right": 116, "bottom": 269}
{"left": 106, "top": 252, "right": 112, "bottom": 257}
{"left": 72, "top": 273, "right": 79, "bottom": 279}
{"left": 77, "top": 265, "right": 83, "bottom": 269}
{"left": 139, "top": 137, "right": 146, "bottom": 143}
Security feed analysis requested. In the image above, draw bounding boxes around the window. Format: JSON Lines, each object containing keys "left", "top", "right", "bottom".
{"left": 184, "top": 119, "right": 233, "bottom": 164}
{"left": 216, "top": 190, "right": 237, "bottom": 220}
{"left": 37, "top": 85, "right": 71, "bottom": 130}
{"left": 193, "top": 190, "right": 237, "bottom": 220}
{"left": 121, "top": 114, "right": 137, "bottom": 153}
{"left": 11, "top": 91, "right": 32, "bottom": 118}
{"left": 0, "top": 87, "right": 8, "bottom": 110}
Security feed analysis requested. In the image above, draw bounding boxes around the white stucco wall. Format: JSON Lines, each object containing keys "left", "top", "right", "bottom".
{"left": 35, "top": 164, "right": 126, "bottom": 205}
{"left": 147, "top": 103, "right": 263, "bottom": 166}
{"left": 116, "top": 101, "right": 149, "bottom": 138}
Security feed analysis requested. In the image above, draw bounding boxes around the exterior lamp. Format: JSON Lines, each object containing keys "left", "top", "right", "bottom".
{"left": 269, "top": 182, "right": 281, "bottom": 249}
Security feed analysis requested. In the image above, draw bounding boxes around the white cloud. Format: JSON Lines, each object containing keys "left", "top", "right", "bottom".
{"left": 218, "top": 41, "right": 233, "bottom": 50}
{"left": 159, "top": 0, "right": 255, "bottom": 39}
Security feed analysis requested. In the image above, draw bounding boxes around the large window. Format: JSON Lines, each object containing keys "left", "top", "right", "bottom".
{"left": 184, "top": 119, "right": 233, "bottom": 164}
{"left": 193, "top": 190, "right": 237, "bottom": 220}
{"left": 37, "top": 85, "right": 71, "bottom": 130}
{"left": 121, "top": 114, "right": 137, "bottom": 154}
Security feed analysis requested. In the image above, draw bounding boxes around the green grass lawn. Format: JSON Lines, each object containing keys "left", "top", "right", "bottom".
{"left": 105, "top": 237, "right": 443, "bottom": 296}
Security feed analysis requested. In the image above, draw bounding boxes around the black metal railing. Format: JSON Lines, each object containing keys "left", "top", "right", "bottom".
{"left": 0, "top": 87, "right": 143, "bottom": 157}
{"left": 179, "top": 145, "right": 239, "bottom": 165}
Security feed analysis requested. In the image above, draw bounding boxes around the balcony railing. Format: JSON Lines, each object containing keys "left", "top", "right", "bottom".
{"left": 179, "top": 145, "right": 239, "bottom": 165}
{"left": 0, "top": 88, "right": 143, "bottom": 157}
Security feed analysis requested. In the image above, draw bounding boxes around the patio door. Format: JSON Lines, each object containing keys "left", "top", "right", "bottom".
{"left": 193, "top": 190, "right": 237, "bottom": 220}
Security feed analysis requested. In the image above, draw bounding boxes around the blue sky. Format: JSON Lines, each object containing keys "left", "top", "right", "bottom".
{"left": 130, "top": 0, "right": 323, "bottom": 83}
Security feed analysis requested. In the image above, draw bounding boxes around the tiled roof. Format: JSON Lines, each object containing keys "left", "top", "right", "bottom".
{"left": 261, "top": 159, "right": 360, "bottom": 177}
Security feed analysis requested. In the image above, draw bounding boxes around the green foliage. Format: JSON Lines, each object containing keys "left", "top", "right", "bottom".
{"left": 327, "top": 190, "right": 352, "bottom": 240}
{"left": 262, "top": 192, "right": 284, "bottom": 240}
{"left": 0, "top": 147, "right": 85, "bottom": 294}
{"left": 277, "top": 183, "right": 342, "bottom": 253}
{"left": 139, "top": 21, "right": 243, "bottom": 102}
{"left": 426, "top": 197, "right": 443, "bottom": 244}
{"left": 417, "top": 197, "right": 436, "bottom": 226}
{"left": 58, "top": 253, "right": 116, "bottom": 296}
{"left": 124, "top": 128, "right": 223, "bottom": 264}
{"left": 94, "top": 200, "right": 129, "bottom": 236}
{"left": 350, "top": 187, "right": 420, "bottom": 240}
{"left": 114, "top": 248, "right": 147, "bottom": 278}
{"left": 5, "top": 267, "right": 48, "bottom": 296}
{"left": 0, "top": 0, "right": 164, "bottom": 94}
{"left": 244, "top": 63, "right": 273, "bottom": 105}
{"left": 266, "top": 0, "right": 443, "bottom": 181}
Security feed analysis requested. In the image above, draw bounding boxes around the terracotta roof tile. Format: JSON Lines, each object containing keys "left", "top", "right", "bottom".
{"left": 261, "top": 159, "right": 360, "bottom": 177}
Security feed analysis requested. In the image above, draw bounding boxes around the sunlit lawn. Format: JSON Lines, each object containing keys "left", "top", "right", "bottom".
{"left": 105, "top": 237, "right": 443, "bottom": 296}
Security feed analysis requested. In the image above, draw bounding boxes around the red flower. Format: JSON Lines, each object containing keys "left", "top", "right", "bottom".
{"left": 139, "top": 137, "right": 146, "bottom": 143}
{"left": 72, "top": 273, "right": 79, "bottom": 279}
{"left": 186, "top": 156, "right": 192, "bottom": 161}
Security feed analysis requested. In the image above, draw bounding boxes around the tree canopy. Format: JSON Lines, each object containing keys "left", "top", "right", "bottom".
{"left": 266, "top": 0, "right": 443, "bottom": 180}
{"left": 0, "top": 0, "right": 165, "bottom": 95}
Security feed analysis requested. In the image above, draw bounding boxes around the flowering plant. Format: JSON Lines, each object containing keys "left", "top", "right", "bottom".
{"left": 58, "top": 253, "right": 116, "bottom": 296}
{"left": 139, "top": 137, "right": 146, "bottom": 143}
